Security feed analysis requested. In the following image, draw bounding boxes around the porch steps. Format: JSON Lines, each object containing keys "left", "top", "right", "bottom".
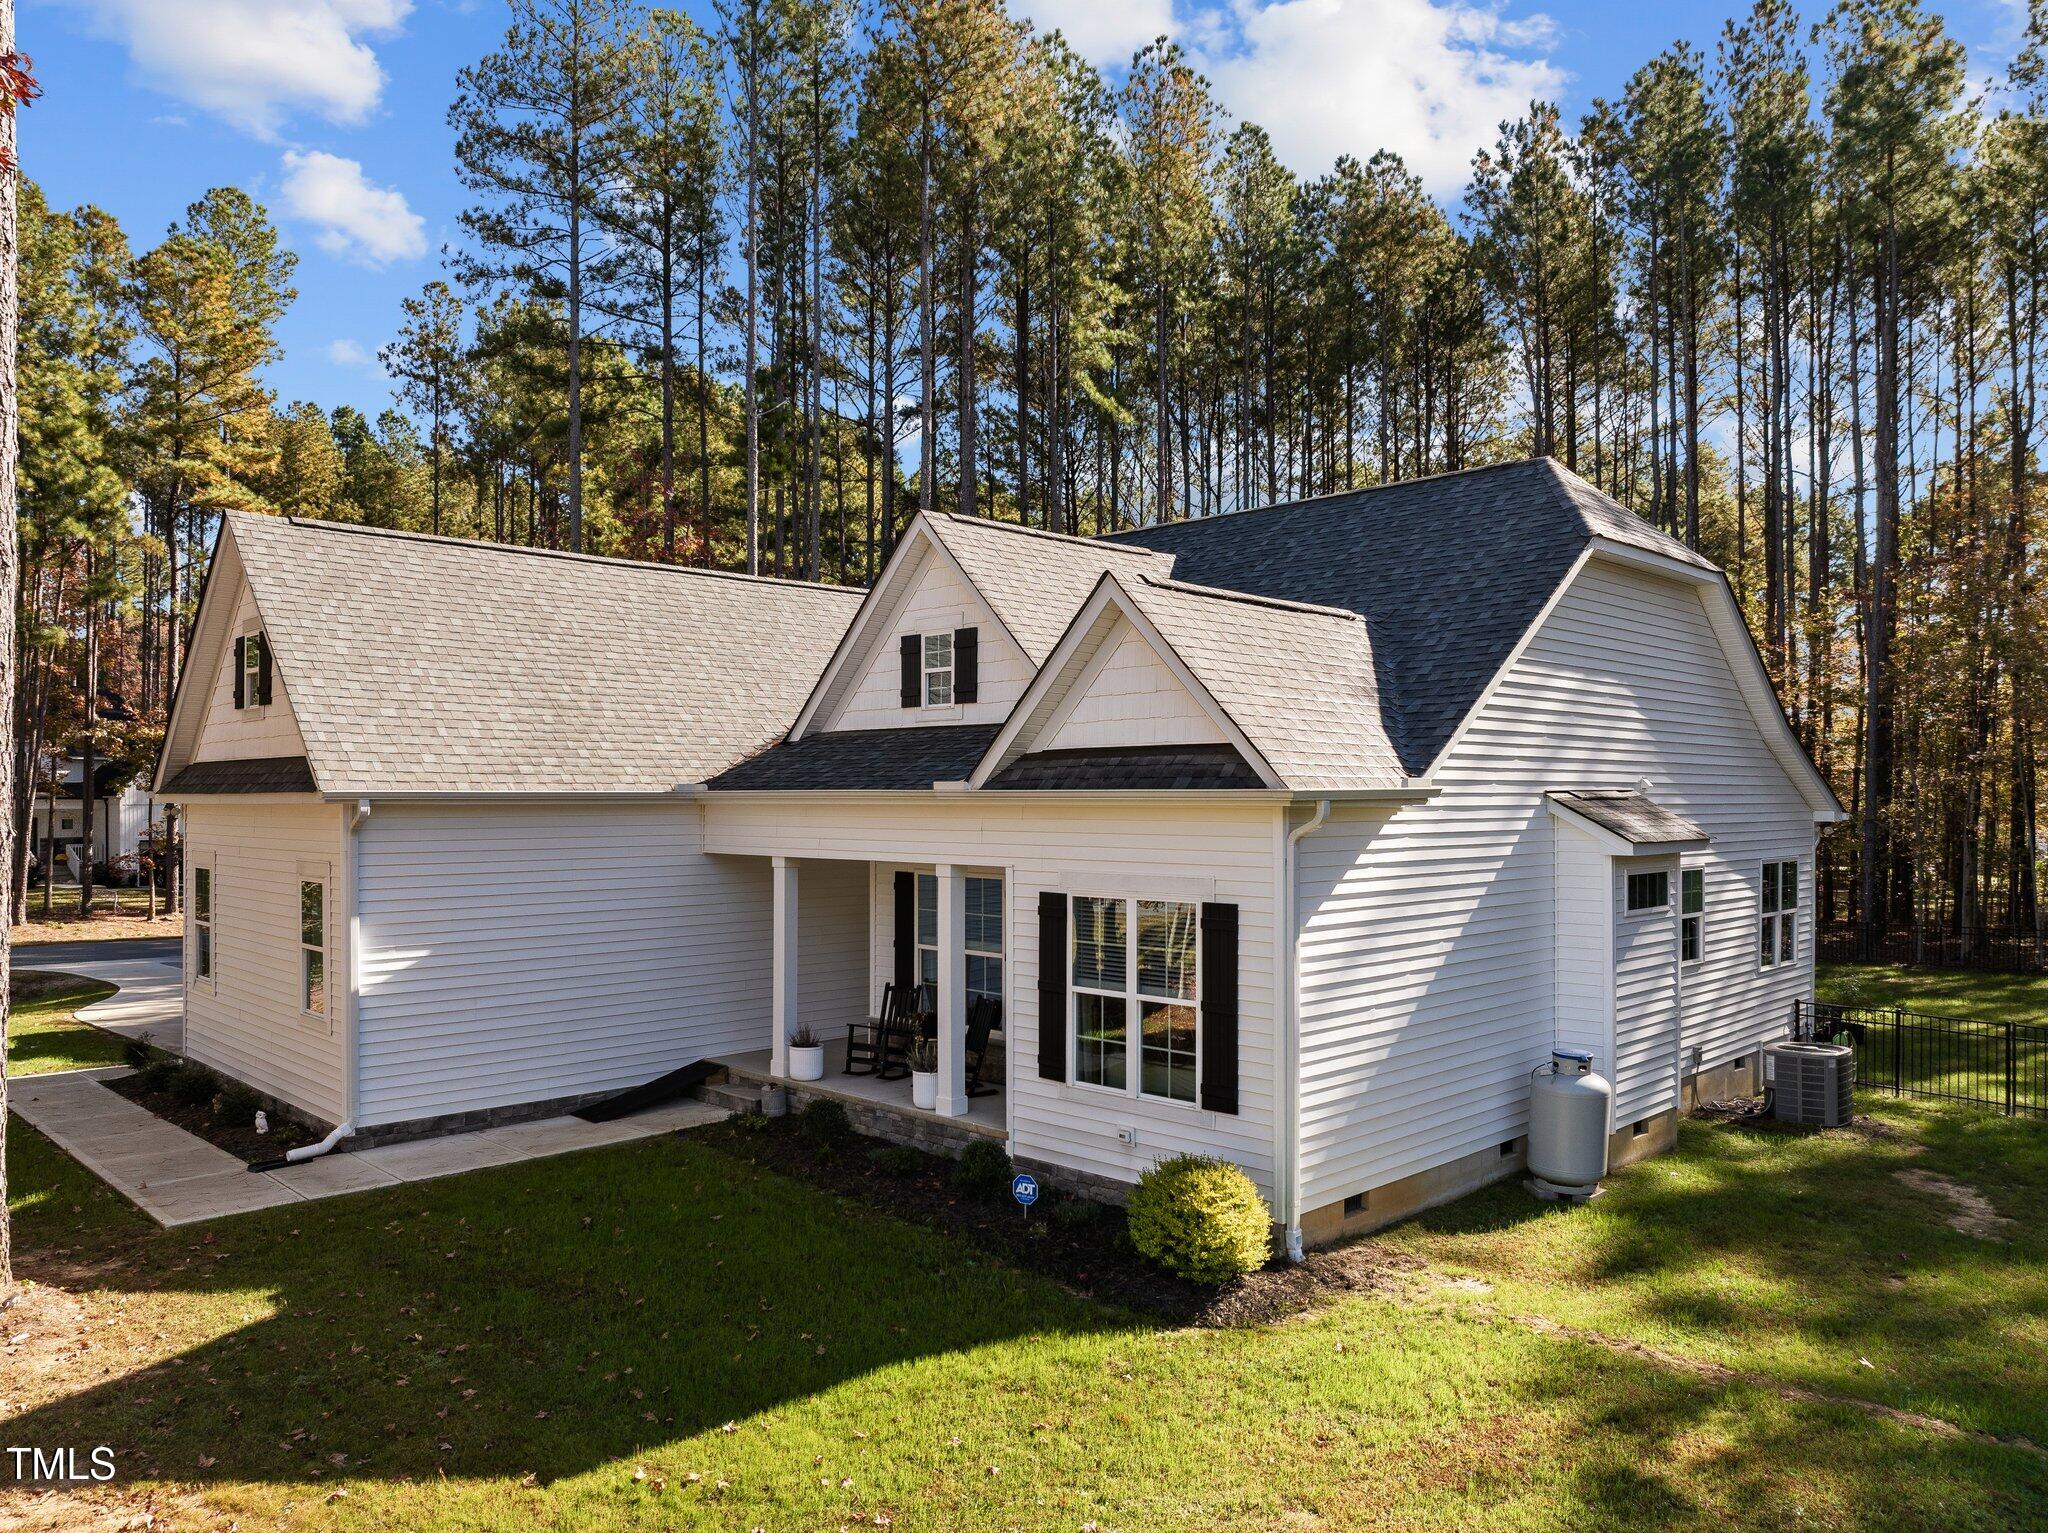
{"left": 693, "top": 1078, "right": 766, "bottom": 1114}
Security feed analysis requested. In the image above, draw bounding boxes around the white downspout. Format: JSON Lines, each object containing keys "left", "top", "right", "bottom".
{"left": 1281, "top": 797, "right": 1331, "bottom": 1262}
{"left": 275, "top": 798, "right": 370, "bottom": 1168}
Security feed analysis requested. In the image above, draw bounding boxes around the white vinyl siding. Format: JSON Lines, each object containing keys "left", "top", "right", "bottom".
{"left": 181, "top": 799, "right": 347, "bottom": 1123}
{"left": 1041, "top": 620, "right": 1228, "bottom": 752}
{"left": 711, "top": 795, "right": 1282, "bottom": 1200}
{"left": 829, "top": 546, "right": 1030, "bottom": 730}
{"left": 191, "top": 581, "right": 307, "bottom": 763}
{"left": 1294, "top": 554, "right": 1817, "bottom": 1210}
{"left": 1612, "top": 855, "right": 1680, "bottom": 1126}
{"left": 354, "top": 804, "right": 774, "bottom": 1128}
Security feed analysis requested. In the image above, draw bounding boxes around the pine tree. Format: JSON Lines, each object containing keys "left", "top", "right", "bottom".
{"left": 381, "top": 280, "right": 468, "bottom": 537}
{"left": 451, "top": 0, "right": 637, "bottom": 553}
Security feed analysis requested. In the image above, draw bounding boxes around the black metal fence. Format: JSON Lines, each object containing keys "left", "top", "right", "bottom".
{"left": 1794, "top": 999, "right": 2048, "bottom": 1117}
{"left": 1817, "top": 925, "right": 2048, "bottom": 975}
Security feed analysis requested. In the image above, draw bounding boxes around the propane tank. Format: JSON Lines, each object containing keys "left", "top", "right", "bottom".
{"left": 1528, "top": 1048, "right": 1612, "bottom": 1200}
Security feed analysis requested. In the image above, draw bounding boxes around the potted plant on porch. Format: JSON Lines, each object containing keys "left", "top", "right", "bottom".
{"left": 908, "top": 1037, "right": 939, "bottom": 1111}
{"left": 787, "top": 1025, "right": 825, "bottom": 1082}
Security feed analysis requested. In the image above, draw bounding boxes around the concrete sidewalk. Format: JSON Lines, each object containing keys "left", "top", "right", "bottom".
{"left": 9, "top": 1069, "right": 726, "bottom": 1227}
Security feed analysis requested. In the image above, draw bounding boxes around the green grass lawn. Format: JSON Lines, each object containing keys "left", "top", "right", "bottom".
{"left": 4, "top": 973, "right": 123, "bottom": 1075}
{"left": 4, "top": 1102, "right": 2045, "bottom": 1531}
{"left": 1817, "top": 960, "right": 2048, "bottom": 1022}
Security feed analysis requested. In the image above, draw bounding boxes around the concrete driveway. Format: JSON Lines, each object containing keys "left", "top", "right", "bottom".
{"left": 16, "top": 936, "right": 184, "bottom": 1053}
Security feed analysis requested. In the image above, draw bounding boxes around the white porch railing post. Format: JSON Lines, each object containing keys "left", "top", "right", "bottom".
{"left": 934, "top": 862, "right": 969, "bottom": 1116}
{"left": 771, "top": 855, "right": 799, "bottom": 1078}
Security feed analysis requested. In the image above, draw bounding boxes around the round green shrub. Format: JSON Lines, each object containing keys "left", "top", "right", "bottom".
{"left": 1126, "top": 1155, "right": 1272, "bottom": 1284}
{"left": 951, "top": 1139, "right": 1013, "bottom": 1200}
{"left": 137, "top": 1056, "right": 179, "bottom": 1093}
{"left": 168, "top": 1062, "right": 220, "bottom": 1108}
{"left": 217, "top": 1082, "right": 262, "bottom": 1124}
{"left": 798, "top": 1098, "right": 853, "bottom": 1155}
{"left": 122, "top": 1034, "right": 156, "bottom": 1071}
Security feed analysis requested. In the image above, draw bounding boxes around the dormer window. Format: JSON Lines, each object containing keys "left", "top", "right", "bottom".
{"left": 923, "top": 632, "right": 953, "bottom": 706}
{"left": 234, "top": 632, "right": 272, "bottom": 710}
{"left": 898, "top": 626, "right": 978, "bottom": 709}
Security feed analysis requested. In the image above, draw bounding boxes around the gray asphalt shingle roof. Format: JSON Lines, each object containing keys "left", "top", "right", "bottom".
{"left": 985, "top": 744, "right": 1262, "bottom": 791}
{"left": 707, "top": 724, "right": 1002, "bottom": 790}
{"left": 1111, "top": 458, "right": 1711, "bottom": 775}
{"left": 225, "top": 514, "right": 864, "bottom": 796}
{"left": 1549, "top": 788, "right": 1710, "bottom": 848}
{"left": 161, "top": 756, "right": 319, "bottom": 795}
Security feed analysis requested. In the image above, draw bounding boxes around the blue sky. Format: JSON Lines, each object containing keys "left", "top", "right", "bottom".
{"left": 20, "top": 0, "right": 2030, "bottom": 422}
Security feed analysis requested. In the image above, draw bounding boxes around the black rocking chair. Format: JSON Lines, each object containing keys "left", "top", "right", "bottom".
{"left": 962, "top": 995, "right": 1003, "bottom": 1098}
{"left": 844, "top": 984, "right": 896, "bottom": 1077}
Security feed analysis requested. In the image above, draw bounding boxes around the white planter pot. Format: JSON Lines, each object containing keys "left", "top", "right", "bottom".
{"left": 787, "top": 1044, "right": 826, "bottom": 1082}
{"left": 911, "top": 1069, "right": 938, "bottom": 1111}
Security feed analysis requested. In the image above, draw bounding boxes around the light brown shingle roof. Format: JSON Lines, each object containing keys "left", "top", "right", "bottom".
{"left": 226, "top": 513, "right": 864, "bottom": 796}
{"left": 1114, "top": 573, "right": 1408, "bottom": 791}
{"left": 923, "top": 512, "right": 1172, "bottom": 662}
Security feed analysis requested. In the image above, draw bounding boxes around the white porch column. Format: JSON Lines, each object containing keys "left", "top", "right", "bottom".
{"left": 771, "top": 855, "right": 799, "bottom": 1078}
{"left": 933, "top": 862, "right": 969, "bottom": 1116}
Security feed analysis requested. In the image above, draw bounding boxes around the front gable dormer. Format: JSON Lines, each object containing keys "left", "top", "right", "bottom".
{"left": 155, "top": 524, "right": 311, "bottom": 790}
{"left": 796, "top": 522, "right": 1035, "bottom": 735}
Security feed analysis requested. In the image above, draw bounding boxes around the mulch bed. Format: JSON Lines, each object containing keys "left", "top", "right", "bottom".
{"left": 106, "top": 1072, "right": 320, "bottom": 1164}
{"left": 687, "top": 1111, "right": 1420, "bottom": 1328}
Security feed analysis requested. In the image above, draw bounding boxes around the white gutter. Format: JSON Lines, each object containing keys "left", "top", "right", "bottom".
{"left": 1279, "top": 796, "right": 1331, "bottom": 1262}
{"left": 272, "top": 796, "right": 371, "bottom": 1169}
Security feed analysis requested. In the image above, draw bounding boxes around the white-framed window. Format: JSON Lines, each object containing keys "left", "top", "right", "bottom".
{"left": 1760, "top": 859, "right": 1799, "bottom": 968}
{"left": 192, "top": 863, "right": 214, "bottom": 982}
{"left": 921, "top": 631, "right": 953, "bottom": 707}
{"left": 240, "top": 633, "right": 264, "bottom": 707}
{"left": 1680, "top": 868, "right": 1704, "bottom": 964}
{"left": 1070, "top": 894, "right": 1200, "bottom": 1105}
{"left": 300, "top": 876, "right": 327, "bottom": 1015}
{"left": 915, "top": 872, "right": 1003, "bottom": 1011}
{"left": 1625, "top": 869, "right": 1670, "bottom": 913}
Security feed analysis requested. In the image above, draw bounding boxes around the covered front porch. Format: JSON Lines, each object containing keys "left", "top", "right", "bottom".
{"left": 712, "top": 1036, "right": 1008, "bottom": 1140}
{"left": 726, "top": 853, "right": 1010, "bottom": 1141}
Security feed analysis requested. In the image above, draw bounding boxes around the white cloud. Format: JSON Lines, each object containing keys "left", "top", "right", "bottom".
{"left": 281, "top": 150, "right": 427, "bottom": 267}
{"left": 76, "top": 0, "right": 410, "bottom": 139}
{"left": 1018, "top": 0, "right": 1174, "bottom": 66}
{"left": 1201, "top": 0, "right": 1565, "bottom": 194}
{"left": 1017, "top": 0, "right": 1565, "bottom": 197}
{"left": 327, "top": 338, "right": 376, "bottom": 369}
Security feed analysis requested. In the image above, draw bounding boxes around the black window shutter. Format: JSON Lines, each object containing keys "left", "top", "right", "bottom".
{"left": 899, "top": 634, "right": 920, "bottom": 707}
{"left": 1037, "top": 890, "right": 1066, "bottom": 1082}
{"left": 893, "top": 871, "right": 915, "bottom": 991}
{"left": 256, "top": 633, "right": 274, "bottom": 705}
{"left": 232, "top": 637, "right": 245, "bottom": 709}
{"left": 953, "top": 626, "right": 979, "bottom": 703}
{"left": 1200, "top": 902, "right": 1240, "bottom": 1115}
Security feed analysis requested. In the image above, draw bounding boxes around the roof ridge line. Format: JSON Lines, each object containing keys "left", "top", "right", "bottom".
{"left": 1135, "top": 571, "right": 1360, "bottom": 620}
{"left": 931, "top": 510, "right": 1169, "bottom": 557}
{"left": 1100, "top": 458, "right": 1561, "bottom": 540}
{"left": 254, "top": 513, "right": 863, "bottom": 595}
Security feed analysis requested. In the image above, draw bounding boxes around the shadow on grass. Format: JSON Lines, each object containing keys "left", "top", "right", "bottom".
{"left": 1397, "top": 1106, "right": 2048, "bottom": 1444}
{"left": 4, "top": 1126, "right": 1131, "bottom": 1491}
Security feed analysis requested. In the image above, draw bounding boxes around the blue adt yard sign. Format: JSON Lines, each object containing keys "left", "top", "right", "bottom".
{"left": 1011, "top": 1172, "right": 1039, "bottom": 1208}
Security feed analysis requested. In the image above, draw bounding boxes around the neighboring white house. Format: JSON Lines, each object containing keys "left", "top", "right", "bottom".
{"left": 156, "top": 459, "right": 1843, "bottom": 1248}
{"left": 30, "top": 755, "right": 163, "bottom": 878}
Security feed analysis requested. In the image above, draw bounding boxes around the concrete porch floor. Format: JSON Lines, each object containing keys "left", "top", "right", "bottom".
{"left": 9, "top": 1068, "right": 727, "bottom": 1227}
{"left": 715, "top": 1035, "right": 1007, "bottom": 1140}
